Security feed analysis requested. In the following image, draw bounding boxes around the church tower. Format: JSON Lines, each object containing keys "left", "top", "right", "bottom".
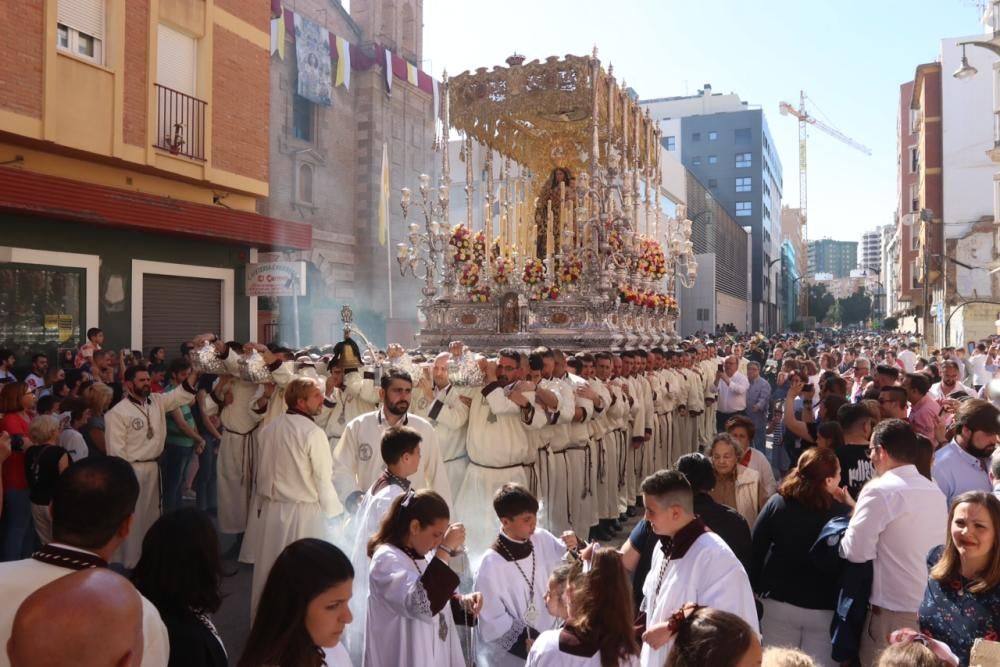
{"left": 351, "top": 0, "right": 423, "bottom": 66}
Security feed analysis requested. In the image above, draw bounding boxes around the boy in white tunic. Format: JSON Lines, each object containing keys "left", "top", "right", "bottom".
{"left": 345, "top": 425, "right": 422, "bottom": 664}
{"left": 636, "top": 470, "right": 758, "bottom": 667}
{"left": 365, "top": 489, "right": 483, "bottom": 667}
{"left": 475, "top": 483, "right": 578, "bottom": 666}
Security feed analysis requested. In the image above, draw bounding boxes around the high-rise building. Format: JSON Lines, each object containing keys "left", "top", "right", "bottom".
{"left": 861, "top": 228, "right": 883, "bottom": 272}
{"left": 641, "top": 85, "right": 783, "bottom": 333}
{"left": 808, "top": 239, "right": 857, "bottom": 278}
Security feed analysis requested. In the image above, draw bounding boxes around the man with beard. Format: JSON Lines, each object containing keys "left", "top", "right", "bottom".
{"left": 250, "top": 377, "right": 343, "bottom": 616}
{"left": 929, "top": 359, "right": 976, "bottom": 401}
{"left": 105, "top": 343, "right": 206, "bottom": 568}
{"left": 454, "top": 349, "right": 548, "bottom": 557}
{"left": 332, "top": 368, "right": 450, "bottom": 512}
{"left": 931, "top": 399, "right": 999, "bottom": 507}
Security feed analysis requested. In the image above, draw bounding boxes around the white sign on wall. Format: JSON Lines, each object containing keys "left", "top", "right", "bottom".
{"left": 245, "top": 262, "right": 306, "bottom": 297}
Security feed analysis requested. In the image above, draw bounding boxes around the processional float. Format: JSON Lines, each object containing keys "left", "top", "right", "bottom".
{"left": 394, "top": 50, "right": 698, "bottom": 352}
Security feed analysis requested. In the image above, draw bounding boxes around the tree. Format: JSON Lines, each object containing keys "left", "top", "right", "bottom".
{"left": 808, "top": 284, "right": 835, "bottom": 322}
{"left": 838, "top": 288, "right": 872, "bottom": 325}
{"left": 882, "top": 316, "right": 899, "bottom": 331}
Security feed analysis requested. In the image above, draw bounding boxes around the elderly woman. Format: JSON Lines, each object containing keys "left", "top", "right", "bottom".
{"left": 919, "top": 491, "right": 1000, "bottom": 666}
{"left": 24, "top": 414, "right": 71, "bottom": 544}
{"left": 706, "top": 432, "right": 767, "bottom": 527}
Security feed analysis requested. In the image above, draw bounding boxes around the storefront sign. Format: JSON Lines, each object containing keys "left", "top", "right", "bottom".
{"left": 246, "top": 262, "right": 307, "bottom": 297}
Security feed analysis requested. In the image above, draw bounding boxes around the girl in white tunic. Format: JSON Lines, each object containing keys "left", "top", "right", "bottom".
{"left": 526, "top": 548, "right": 640, "bottom": 666}
{"left": 365, "top": 489, "right": 483, "bottom": 667}
{"left": 238, "top": 538, "right": 355, "bottom": 667}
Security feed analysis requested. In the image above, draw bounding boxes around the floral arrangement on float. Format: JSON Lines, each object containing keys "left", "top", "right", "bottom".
{"left": 608, "top": 229, "right": 623, "bottom": 252}
{"left": 637, "top": 236, "right": 667, "bottom": 280}
{"left": 522, "top": 257, "right": 546, "bottom": 286}
{"left": 448, "top": 224, "right": 486, "bottom": 264}
{"left": 458, "top": 261, "right": 481, "bottom": 288}
{"left": 531, "top": 284, "right": 560, "bottom": 301}
{"left": 559, "top": 252, "right": 583, "bottom": 284}
{"left": 467, "top": 286, "right": 492, "bottom": 303}
{"left": 492, "top": 256, "right": 513, "bottom": 287}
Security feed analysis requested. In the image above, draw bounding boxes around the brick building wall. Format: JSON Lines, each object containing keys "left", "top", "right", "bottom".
{"left": 123, "top": 0, "right": 150, "bottom": 147}
{"left": 0, "top": 1, "right": 44, "bottom": 118}
{"left": 213, "top": 26, "right": 269, "bottom": 181}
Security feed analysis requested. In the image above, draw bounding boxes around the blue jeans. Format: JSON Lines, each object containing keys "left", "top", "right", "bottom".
{"left": 194, "top": 435, "right": 219, "bottom": 513}
{"left": 161, "top": 443, "right": 194, "bottom": 513}
{"left": 1, "top": 488, "right": 36, "bottom": 561}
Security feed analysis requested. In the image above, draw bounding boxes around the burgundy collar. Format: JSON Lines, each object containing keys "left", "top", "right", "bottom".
{"left": 558, "top": 625, "right": 599, "bottom": 658}
{"left": 399, "top": 544, "right": 423, "bottom": 561}
{"left": 491, "top": 533, "right": 533, "bottom": 561}
{"left": 286, "top": 408, "right": 315, "bottom": 422}
{"left": 32, "top": 543, "right": 108, "bottom": 570}
{"left": 372, "top": 470, "right": 411, "bottom": 495}
{"left": 659, "top": 517, "right": 708, "bottom": 558}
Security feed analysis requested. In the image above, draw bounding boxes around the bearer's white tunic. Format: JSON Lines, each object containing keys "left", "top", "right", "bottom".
{"left": 475, "top": 530, "right": 569, "bottom": 667}
{"left": 332, "top": 409, "right": 451, "bottom": 506}
{"left": 250, "top": 411, "right": 343, "bottom": 616}
{"left": 455, "top": 383, "right": 547, "bottom": 559}
{"left": 105, "top": 383, "right": 196, "bottom": 568}
{"left": 638, "top": 520, "right": 758, "bottom": 667}
{"left": 0, "top": 547, "right": 170, "bottom": 667}
{"left": 412, "top": 384, "right": 471, "bottom": 499}
{"left": 365, "top": 544, "right": 467, "bottom": 667}
{"left": 526, "top": 628, "right": 640, "bottom": 667}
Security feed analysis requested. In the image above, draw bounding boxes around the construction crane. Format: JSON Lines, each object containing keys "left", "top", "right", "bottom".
{"left": 778, "top": 91, "right": 871, "bottom": 320}
{"left": 779, "top": 90, "right": 872, "bottom": 224}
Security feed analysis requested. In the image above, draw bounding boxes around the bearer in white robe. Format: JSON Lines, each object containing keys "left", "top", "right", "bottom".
{"left": 535, "top": 349, "right": 575, "bottom": 536}
{"left": 249, "top": 377, "right": 343, "bottom": 617}
{"left": 475, "top": 483, "right": 578, "bottom": 666}
{"left": 105, "top": 359, "right": 200, "bottom": 568}
{"left": 455, "top": 350, "right": 548, "bottom": 560}
{"left": 559, "top": 355, "right": 599, "bottom": 539}
{"left": 411, "top": 352, "right": 472, "bottom": 500}
{"left": 364, "top": 489, "right": 482, "bottom": 667}
{"left": 332, "top": 368, "right": 451, "bottom": 511}
{"left": 635, "top": 470, "right": 758, "bottom": 667}
{"left": 345, "top": 425, "right": 423, "bottom": 664}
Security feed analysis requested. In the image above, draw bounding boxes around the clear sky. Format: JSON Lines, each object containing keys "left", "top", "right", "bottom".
{"left": 423, "top": 0, "right": 986, "bottom": 245}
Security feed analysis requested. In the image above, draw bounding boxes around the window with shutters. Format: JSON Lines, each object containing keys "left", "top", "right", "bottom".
{"left": 157, "top": 24, "right": 197, "bottom": 96}
{"left": 57, "top": 0, "right": 106, "bottom": 65}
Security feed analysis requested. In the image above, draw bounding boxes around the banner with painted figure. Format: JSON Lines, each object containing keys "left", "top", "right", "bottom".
{"left": 293, "top": 14, "right": 332, "bottom": 106}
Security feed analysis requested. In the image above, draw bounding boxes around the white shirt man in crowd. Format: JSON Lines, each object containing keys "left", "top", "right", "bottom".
{"left": 636, "top": 469, "right": 758, "bottom": 667}
{"left": 929, "top": 360, "right": 976, "bottom": 400}
{"left": 105, "top": 351, "right": 203, "bottom": 568}
{"left": 714, "top": 355, "right": 749, "bottom": 433}
{"left": 332, "top": 367, "right": 450, "bottom": 512}
{"left": 839, "top": 419, "right": 948, "bottom": 666}
{"left": 23, "top": 354, "right": 48, "bottom": 394}
{"left": 0, "top": 456, "right": 169, "bottom": 667}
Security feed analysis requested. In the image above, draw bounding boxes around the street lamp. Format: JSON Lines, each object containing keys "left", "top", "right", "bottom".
{"left": 954, "top": 43, "right": 979, "bottom": 79}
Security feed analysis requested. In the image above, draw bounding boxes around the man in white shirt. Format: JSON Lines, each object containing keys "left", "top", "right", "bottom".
{"left": 839, "top": 419, "right": 948, "bottom": 667}
{"left": 970, "top": 343, "right": 992, "bottom": 390}
{"left": 0, "top": 457, "right": 169, "bottom": 667}
{"left": 929, "top": 360, "right": 976, "bottom": 400}
{"left": 897, "top": 343, "right": 918, "bottom": 374}
{"left": 714, "top": 355, "right": 749, "bottom": 433}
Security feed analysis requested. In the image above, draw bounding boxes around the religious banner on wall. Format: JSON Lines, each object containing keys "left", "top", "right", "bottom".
{"left": 293, "top": 14, "right": 332, "bottom": 106}
{"left": 246, "top": 262, "right": 307, "bottom": 297}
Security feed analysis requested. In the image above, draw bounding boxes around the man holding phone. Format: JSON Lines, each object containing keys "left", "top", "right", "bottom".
{"left": 713, "top": 356, "right": 749, "bottom": 433}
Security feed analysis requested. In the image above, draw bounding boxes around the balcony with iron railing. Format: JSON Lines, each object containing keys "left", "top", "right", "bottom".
{"left": 154, "top": 83, "right": 206, "bottom": 161}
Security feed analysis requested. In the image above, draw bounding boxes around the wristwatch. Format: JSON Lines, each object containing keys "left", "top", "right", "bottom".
{"left": 437, "top": 545, "right": 464, "bottom": 557}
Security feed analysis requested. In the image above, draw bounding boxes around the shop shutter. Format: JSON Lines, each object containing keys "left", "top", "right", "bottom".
{"left": 142, "top": 274, "right": 221, "bottom": 357}
{"left": 157, "top": 23, "right": 197, "bottom": 96}
{"left": 58, "top": 0, "right": 106, "bottom": 40}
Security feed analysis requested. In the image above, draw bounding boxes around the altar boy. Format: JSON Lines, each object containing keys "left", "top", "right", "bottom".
{"left": 474, "top": 483, "right": 578, "bottom": 666}
{"left": 345, "top": 425, "right": 422, "bottom": 663}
